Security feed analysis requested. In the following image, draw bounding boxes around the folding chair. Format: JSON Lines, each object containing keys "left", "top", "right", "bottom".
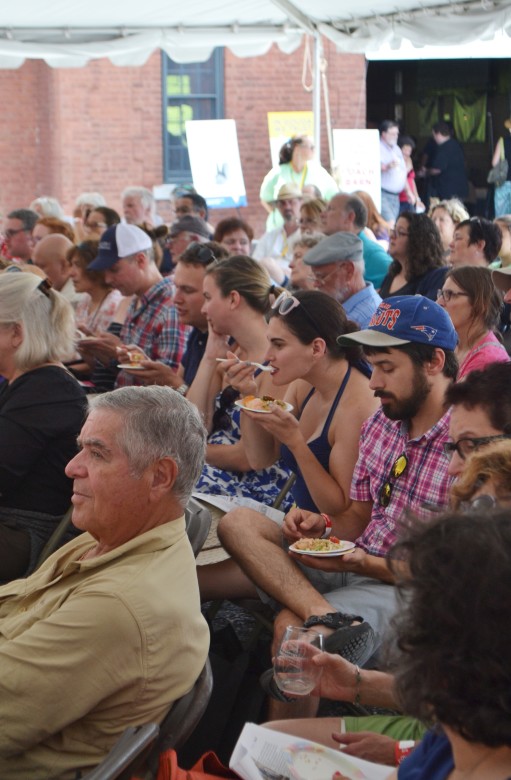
{"left": 143, "top": 659, "right": 214, "bottom": 776}
{"left": 34, "top": 505, "right": 74, "bottom": 570}
{"left": 185, "top": 498, "right": 212, "bottom": 557}
{"left": 80, "top": 723, "right": 160, "bottom": 780}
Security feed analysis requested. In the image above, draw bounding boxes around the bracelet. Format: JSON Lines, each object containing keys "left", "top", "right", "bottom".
{"left": 320, "top": 513, "right": 332, "bottom": 539}
{"left": 394, "top": 740, "right": 415, "bottom": 765}
{"left": 175, "top": 383, "right": 188, "bottom": 396}
{"left": 353, "top": 664, "right": 362, "bottom": 706}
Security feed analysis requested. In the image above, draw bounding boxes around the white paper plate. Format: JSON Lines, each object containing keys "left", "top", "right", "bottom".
{"left": 235, "top": 399, "right": 293, "bottom": 414}
{"left": 117, "top": 363, "right": 145, "bottom": 370}
{"left": 289, "top": 540, "right": 356, "bottom": 557}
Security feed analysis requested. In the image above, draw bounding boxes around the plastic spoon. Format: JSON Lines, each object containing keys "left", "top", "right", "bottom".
{"left": 215, "top": 357, "right": 272, "bottom": 372}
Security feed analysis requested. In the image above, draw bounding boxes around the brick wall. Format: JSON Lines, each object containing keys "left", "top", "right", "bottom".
{"left": 0, "top": 39, "right": 365, "bottom": 237}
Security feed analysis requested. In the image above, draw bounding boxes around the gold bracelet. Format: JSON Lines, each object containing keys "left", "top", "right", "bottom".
{"left": 354, "top": 665, "right": 362, "bottom": 706}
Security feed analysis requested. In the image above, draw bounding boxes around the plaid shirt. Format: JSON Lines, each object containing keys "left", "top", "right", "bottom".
{"left": 116, "top": 278, "right": 189, "bottom": 388}
{"left": 351, "top": 407, "right": 452, "bottom": 557}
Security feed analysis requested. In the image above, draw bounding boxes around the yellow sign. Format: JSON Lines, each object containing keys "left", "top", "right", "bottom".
{"left": 267, "top": 111, "right": 314, "bottom": 167}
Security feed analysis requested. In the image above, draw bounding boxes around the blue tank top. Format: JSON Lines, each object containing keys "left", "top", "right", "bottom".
{"left": 280, "top": 366, "right": 351, "bottom": 512}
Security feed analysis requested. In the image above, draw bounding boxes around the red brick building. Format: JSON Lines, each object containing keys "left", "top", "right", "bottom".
{"left": 0, "top": 39, "right": 365, "bottom": 235}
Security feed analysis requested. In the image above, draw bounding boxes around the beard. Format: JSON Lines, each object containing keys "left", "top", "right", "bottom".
{"left": 375, "top": 364, "right": 431, "bottom": 421}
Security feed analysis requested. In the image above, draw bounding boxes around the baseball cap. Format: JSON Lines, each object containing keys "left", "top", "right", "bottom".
{"left": 88, "top": 224, "right": 152, "bottom": 271}
{"left": 169, "top": 215, "right": 210, "bottom": 240}
{"left": 304, "top": 232, "right": 364, "bottom": 267}
{"left": 336, "top": 295, "right": 458, "bottom": 351}
{"left": 492, "top": 266, "right": 511, "bottom": 294}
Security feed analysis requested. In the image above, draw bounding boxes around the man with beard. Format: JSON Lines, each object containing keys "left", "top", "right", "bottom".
{"left": 252, "top": 183, "right": 302, "bottom": 284}
{"left": 211, "top": 296, "right": 458, "bottom": 688}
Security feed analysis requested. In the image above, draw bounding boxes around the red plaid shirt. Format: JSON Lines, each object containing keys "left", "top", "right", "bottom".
{"left": 351, "top": 408, "right": 452, "bottom": 556}
{"left": 116, "top": 278, "right": 189, "bottom": 388}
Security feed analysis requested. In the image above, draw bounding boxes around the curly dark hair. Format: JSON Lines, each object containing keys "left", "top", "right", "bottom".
{"left": 388, "top": 510, "right": 511, "bottom": 746}
{"left": 445, "top": 266, "right": 503, "bottom": 334}
{"left": 389, "top": 213, "right": 445, "bottom": 281}
{"left": 67, "top": 240, "right": 109, "bottom": 288}
{"left": 269, "top": 289, "right": 362, "bottom": 363}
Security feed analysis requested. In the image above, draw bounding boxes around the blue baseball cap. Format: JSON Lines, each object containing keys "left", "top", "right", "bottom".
{"left": 88, "top": 223, "right": 152, "bottom": 271}
{"left": 337, "top": 295, "right": 458, "bottom": 351}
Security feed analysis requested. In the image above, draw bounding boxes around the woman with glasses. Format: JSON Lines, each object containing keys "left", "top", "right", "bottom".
{"left": 289, "top": 234, "right": 324, "bottom": 291}
{"left": 437, "top": 266, "right": 508, "bottom": 381}
{"left": 189, "top": 255, "right": 293, "bottom": 509}
{"left": 0, "top": 271, "right": 86, "bottom": 582}
{"left": 82, "top": 206, "right": 120, "bottom": 241}
{"left": 213, "top": 217, "right": 254, "bottom": 256}
{"left": 224, "top": 289, "right": 379, "bottom": 517}
{"left": 379, "top": 212, "right": 448, "bottom": 301}
{"left": 259, "top": 136, "right": 338, "bottom": 231}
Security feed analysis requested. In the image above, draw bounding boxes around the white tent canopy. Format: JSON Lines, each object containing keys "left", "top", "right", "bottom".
{"left": 0, "top": 0, "right": 510, "bottom": 68}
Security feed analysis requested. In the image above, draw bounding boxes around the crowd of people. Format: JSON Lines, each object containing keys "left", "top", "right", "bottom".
{"left": 1, "top": 132, "right": 511, "bottom": 780}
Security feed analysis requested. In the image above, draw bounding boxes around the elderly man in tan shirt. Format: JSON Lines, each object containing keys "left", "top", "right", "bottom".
{"left": 0, "top": 386, "right": 210, "bottom": 780}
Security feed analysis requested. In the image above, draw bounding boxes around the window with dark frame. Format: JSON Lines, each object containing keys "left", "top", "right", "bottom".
{"left": 162, "top": 49, "right": 224, "bottom": 185}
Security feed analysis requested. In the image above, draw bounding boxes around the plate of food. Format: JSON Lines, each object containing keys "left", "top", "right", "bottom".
{"left": 289, "top": 537, "right": 356, "bottom": 557}
{"left": 235, "top": 395, "right": 293, "bottom": 414}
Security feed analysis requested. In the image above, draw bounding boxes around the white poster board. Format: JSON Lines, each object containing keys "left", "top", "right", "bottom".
{"left": 332, "top": 129, "right": 381, "bottom": 210}
{"left": 185, "top": 119, "right": 247, "bottom": 209}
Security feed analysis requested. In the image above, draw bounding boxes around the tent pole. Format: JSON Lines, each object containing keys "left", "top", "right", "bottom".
{"left": 313, "top": 32, "right": 322, "bottom": 160}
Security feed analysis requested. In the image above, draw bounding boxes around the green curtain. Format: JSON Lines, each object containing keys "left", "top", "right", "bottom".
{"left": 453, "top": 93, "right": 487, "bottom": 142}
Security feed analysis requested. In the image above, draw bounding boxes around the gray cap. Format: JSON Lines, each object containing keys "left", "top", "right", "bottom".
{"left": 303, "top": 232, "right": 364, "bottom": 267}
{"left": 169, "top": 215, "right": 210, "bottom": 239}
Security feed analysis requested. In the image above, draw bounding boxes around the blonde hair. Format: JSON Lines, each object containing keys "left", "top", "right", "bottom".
{"left": 206, "top": 255, "right": 281, "bottom": 314}
{"left": 0, "top": 272, "right": 75, "bottom": 369}
{"left": 429, "top": 198, "right": 469, "bottom": 226}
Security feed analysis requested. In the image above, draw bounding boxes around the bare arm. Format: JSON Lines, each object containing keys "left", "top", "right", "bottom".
{"left": 186, "top": 326, "right": 229, "bottom": 432}
{"left": 206, "top": 440, "right": 253, "bottom": 471}
{"left": 492, "top": 138, "right": 504, "bottom": 167}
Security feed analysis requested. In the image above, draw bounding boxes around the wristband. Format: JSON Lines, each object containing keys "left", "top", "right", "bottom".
{"left": 320, "top": 513, "right": 332, "bottom": 538}
{"left": 394, "top": 740, "right": 415, "bottom": 765}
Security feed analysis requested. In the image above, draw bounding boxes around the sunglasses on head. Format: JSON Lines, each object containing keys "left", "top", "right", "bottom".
{"left": 271, "top": 291, "right": 321, "bottom": 333}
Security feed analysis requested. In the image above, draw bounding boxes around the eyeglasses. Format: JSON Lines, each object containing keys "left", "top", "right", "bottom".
{"left": 86, "top": 221, "right": 107, "bottom": 230}
{"left": 390, "top": 229, "right": 409, "bottom": 238}
{"left": 443, "top": 435, "right": 511, "bottom": 460}
{"left": 460, "top": 493, "right": 499, "bottom": 514}
{"left": 379, "top": 453, "right": 408, "bottom": 507}
{"left": 271, "top": 291, "right": 321, "bottom": 334}
{"left": 312, "top": 267, "right": 339, "bottom": 287}
{"left": 437, "top": 289, "right": 470, "bottom": 303}
{"left": 179, "top": 242, "right": 217, "bottom": 265}
{"left": 4, "top": 228, "right": 28, "bottom": 239}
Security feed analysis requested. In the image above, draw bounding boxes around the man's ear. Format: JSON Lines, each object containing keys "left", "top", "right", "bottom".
{"left": 150, "top": 457, "right": 178, "bottom": 498}
{"left": 427, "top": 347, "right": 446, "bottom": 375}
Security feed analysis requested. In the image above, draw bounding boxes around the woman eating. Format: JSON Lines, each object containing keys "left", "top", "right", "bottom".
{"left": 187, "top": 255, "right": 293, "bottom": 508}
{"left": 437, "top": 265, "right": 508, "bottom": 380}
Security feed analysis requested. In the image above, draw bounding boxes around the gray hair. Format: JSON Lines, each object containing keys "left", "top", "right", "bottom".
{"left": 7, "top": 209, "right": 39, "bottom": 232}
{"left": 29, "top": 196, "right": 64, "bottom": 219}
{"left": 75, "top": 192, "right": 106, "bottom": 209}
{"left": 122, "top": 186, "right": 155, "bottom": 212}
{"left": 0, "top": 271, "right": 75, "bottom": 369}
{"left": 89, "top": 386, "right": 207, "bottom": 506}
{"left": 341, "top": 194, "right": 368, "bottom": 230}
